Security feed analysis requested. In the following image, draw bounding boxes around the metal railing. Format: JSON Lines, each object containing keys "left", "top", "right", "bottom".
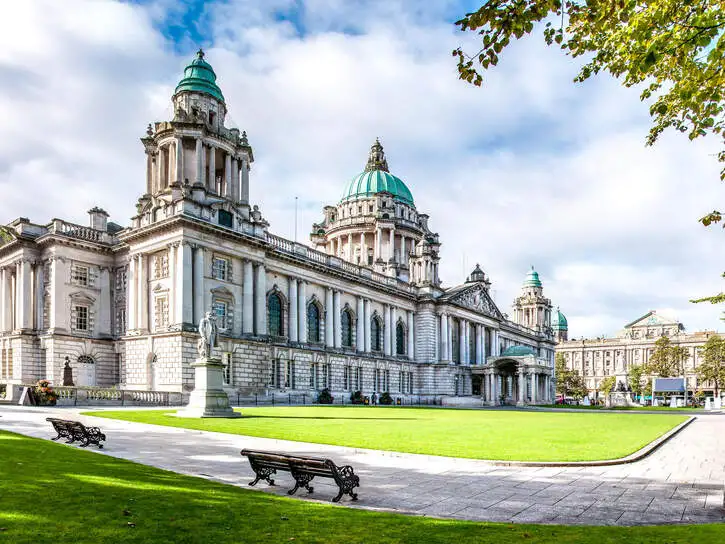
{"left": 228, "top": 392, "right": 443, "bottom": 407}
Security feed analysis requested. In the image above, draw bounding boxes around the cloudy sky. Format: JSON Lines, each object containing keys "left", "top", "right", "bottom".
{"left": 1, "top": 0, "right": 724, "bottom": 338}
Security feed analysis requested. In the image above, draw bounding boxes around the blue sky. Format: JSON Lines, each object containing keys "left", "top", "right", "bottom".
{"left": 1, "top": 0, "right": 724, "bottom": 338}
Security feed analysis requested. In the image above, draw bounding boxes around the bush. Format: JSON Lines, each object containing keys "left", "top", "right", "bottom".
{"left": 379, "top": 392, "right": 393, "bottom": 405}
{"left": 317, "top": 388, "right": 333, "bottom": 405}
{"left": 350, "top": 390, "right": 364, "bottom": 405}
{"left": 33, "top": 380, "right": 57, "bottom": 406}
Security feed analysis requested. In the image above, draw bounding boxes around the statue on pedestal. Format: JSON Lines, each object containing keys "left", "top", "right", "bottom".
{"left": 197, "top": 312, "right": 218, "bottom": 359}
{"left": 62, "top": 356, "right": 74, "bottom": 386}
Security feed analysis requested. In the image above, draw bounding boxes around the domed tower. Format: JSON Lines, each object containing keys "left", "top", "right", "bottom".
{"left": 311, "top": 139, "right": 440, "bottom": 284}
{"left": 552, "top": 307, "right": 568, "bottom": 342}
{"left": 135, "top": 50, "right": 255, "bottom": 229}
{"left": 512, "top": 267, "right": 553, "bottom": 335}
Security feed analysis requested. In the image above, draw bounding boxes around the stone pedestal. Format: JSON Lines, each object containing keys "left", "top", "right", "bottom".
{"left": 606, "top": 391, "right": 638, "bottom": 408}
{"left": 176, "top": 358, "right": 240, "bottom": 418}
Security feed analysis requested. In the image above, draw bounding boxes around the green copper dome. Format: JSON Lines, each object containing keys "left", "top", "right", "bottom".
{"left": 174, "top": 49, "right": 224, "bottom": 103}
{"left": 501, "top": 345, "right": 537, "bottom": 357}
{"left": 552, "top": 308, "right": 568, "bottom": 331}
{"left": 341, "top": 139, "right": 414, "bottom": 205}
{"left": 523, "top": 266, "right": 542, "bottom": 288}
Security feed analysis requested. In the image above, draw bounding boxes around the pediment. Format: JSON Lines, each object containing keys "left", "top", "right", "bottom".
{"left": 625, "top": 311, "right": 680, "bottom": 329}
{"left": 69, "top": 291, "right": 96, "bottom": 304}
{"left": 444, "top": 284, "right": 503, "bottom": 319}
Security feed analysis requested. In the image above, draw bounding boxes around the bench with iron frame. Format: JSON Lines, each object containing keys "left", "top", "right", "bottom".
{"left": 240, "top": 449, "right": 360, "bottom": 502}
{"left": 46, "top": 417, "right": 106, "bottom": 449}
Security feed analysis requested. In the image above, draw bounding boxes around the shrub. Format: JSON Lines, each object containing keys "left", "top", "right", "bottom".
{"left": 34, "top": 380, "right": 57, "bottom": 406}
{"left": 317, "top": 388, "right": 333, "bottom": 405}
{"left": 379, "top": 392, "right": 393, "bottom": 405}
{"left": 350, "top": 390, "right": 364, "bottom": 405}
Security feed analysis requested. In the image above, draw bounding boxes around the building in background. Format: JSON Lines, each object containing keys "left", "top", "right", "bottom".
{"left": 0, "top": 51, "right": 557, "bottom": 405}
{"left": 556, "top": 310, "right": 723, "bottom": 396}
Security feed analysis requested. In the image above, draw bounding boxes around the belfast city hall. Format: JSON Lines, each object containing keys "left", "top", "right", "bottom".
{"left": 0, "top": 51, "right": 560, "bottom": 405}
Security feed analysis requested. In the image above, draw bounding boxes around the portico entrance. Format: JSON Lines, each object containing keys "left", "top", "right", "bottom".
{"left": 473, "top": 354, "right": 553, "bottom": 406}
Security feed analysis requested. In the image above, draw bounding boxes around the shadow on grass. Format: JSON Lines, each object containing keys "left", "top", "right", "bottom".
{"left": 235, "top": 415, "right": 420, "bottom": 421}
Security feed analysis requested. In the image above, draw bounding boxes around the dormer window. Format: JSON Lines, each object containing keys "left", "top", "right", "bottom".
{"left": 208, "top": 111, "right": 216, "bottom": 125}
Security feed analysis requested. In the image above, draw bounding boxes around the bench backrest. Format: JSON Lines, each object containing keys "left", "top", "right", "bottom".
{"left": 241, "top": 449, "right": 337, "bottom": 474}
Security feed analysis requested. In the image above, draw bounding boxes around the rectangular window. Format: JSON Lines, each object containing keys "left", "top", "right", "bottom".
{"left": 310, "top": 363, "right": 319, "bottom": 390}
{"left": 153, "top": 252, "right": 169, "bottom": 279}
{"left": 384, "top": 370, "right": 390, "bottom": 392}
{"left": 343, "top": 366, "right": 350, "bottom": 391}
{"left": 212, "top": 257, "right": 229, "bottom": 281}
{"left": 71, "top": 265, "right": 90, "bottom": 287}
{"left": 354, "top": 367, "right": 362, "bottom": 391}
{"left": 218, "top": 209, "right": 233, "bottom": 228}
{"left": 408, "top": 372, "right": 413, "bottom": 394}
{"left": 399, "top": 371, "right": 404, "bottom": 393}
{"left": 269, "top": 359, "right": 279, "bottom": 388}
{"left": 285, "top": 360, "right": 295, "bottom": 389}
{"left": 154, "top": 295, "right": 169, "bottom": 331}
{"left": 222, "top": 353, "right": 232, "bottom": 385}
{"left": 322, "top": 363, "right": 330, "bottom": 389}
{"left": 74, "top": 305, "right": 89, "bottom": 331}
{"left": 212, "top": 300, "right": 228, "bottom": 330}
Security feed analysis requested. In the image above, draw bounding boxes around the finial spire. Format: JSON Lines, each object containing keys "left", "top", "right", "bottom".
{"left": 364, "top": 138, "right": 390, "bottom": 172}
{"left": 196, "top": 48, "right": 205, "bottom": 59}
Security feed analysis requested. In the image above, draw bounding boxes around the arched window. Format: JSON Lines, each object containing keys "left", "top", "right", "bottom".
{"left": 371, "top": 316, "right": 383, "bottom": 352}
{"left": 307, "top": 303, "right": 320, "bottom": 343}
{"left": 268, "top": 293, "right": 283, "bottom": 337}
{"left": 77, "top": 355, "right": 95, "bottom": 365}
{"left": 396, "top": 322, "right": 405, "bottom": 355}
{"left": 341, "top": 309, "right": 353, "bottom": 348}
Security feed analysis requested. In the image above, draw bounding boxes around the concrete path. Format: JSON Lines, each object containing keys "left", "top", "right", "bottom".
{"left": 1, "top": 405, "right": 723, "bottom": 526}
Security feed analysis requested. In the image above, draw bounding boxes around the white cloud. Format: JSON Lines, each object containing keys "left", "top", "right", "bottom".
{"left": 1, "top": 0, "right": 724, "bottom": 338}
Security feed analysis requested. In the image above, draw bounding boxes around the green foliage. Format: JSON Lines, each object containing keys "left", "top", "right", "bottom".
{"left": 33, "top": 380, "right": 57, "bottom": 406}
{"left": 4, "top": 429, "right": 725, "bottom": 543}
{"left": 350, "top": 390, "right": 364, "bottom": 404}
{"left": 86, "top": 407, "right": 684, "bottom": 462}
{"left": 0, "top": 226, "right": 13, "bottom": 246}
{"left": 379, "top": 392, "right": 393, "bottom": 405}
{"left": 696, "top": 334, "right": 725, "bottom": 394}
{"left": 555, "top": 352, "right": 588, "bottom": 398}
{"left": 598, "top": 375, "right": 616, "bottom": 396}
{"left": 645, "top": 336, "right": 690, "bottom": 377}
{"left": 627, "top": 364, "right": 646, "bottom": 397}
{"left": 316, "top": 388, "right": 334, "bottom": 404}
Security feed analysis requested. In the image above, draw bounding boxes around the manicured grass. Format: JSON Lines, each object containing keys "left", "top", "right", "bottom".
{"left": 1, "top": 430, "right": 723, "bottom": 544}
{"left": 85, "top": 406, "right": 687, "bottom": 462}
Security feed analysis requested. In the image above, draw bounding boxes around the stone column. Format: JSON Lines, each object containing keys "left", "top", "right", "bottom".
{"left": 156, "top": 146, "right": 164, "bottom": 191}
{"left": 98, "top": 266, "right": 111, "bottom": 335}
{"left": 195, "top": 138, "right": 203, "bottom": 185}
{"left": 200, "top": 143, "right": 207, "bottom": 188}
{"left": 289, "top": 279, "right": 298, "bottom": 343}
{"left": 34, "top": 262, "right": 44, "bottom": 330}
{"left": 254, "top": 263, "right": 267, "bottom": 335}
{"left": 383, "top": 305, "right": 391, "bottom": 356}
{"left": 325, "top": 287, "right": 334, "bottom": 347}
{"left": 347, "top": 233, "right": 353, "bottom": 261}
{"left": 333, "top": 290, "right": 341, "bottom": 348}
{"left": 175, "top": 136, "right": 183, "bottom": 183}
{"left": 518, "top": 369, "right": 525, "bottom": 404}
{"left": 401, "top": 236, "right": 407, "bottom": 265}
{"left": 532, "top": 373, "right": 538, "bottom": 404}
{"left": 364, "top": 299, "right": 371, "bottom": 352}
{"left": 356, "top": 296, "right": 365, "bottom": 352}
{"left": 231, "top": 157, "right": 238, "bottom": 201}
{"left": 458, "top": 319, "right": 466, "bottom": 365}
{"left": 475, "top": 325, "right": 482, "bottom": 364}
{"left": 390, "top": 306, "right": 397, "bottom": 354}
{"left": 447, "top": 315, "right": 453, "bottom": 363}
{"left": 127, "top": 256, "right": 137, "bottom": 330}
{"left": 168, "top": 245, "right": 177, "bottom": 324}
{"left": 225, "top": 153, "right": 232, "bottom": 198}
{"left": 440, "top": 313, "right": 449, "bottom": 362}
{"left": 15, "top": 260, "right": 31, "bottom": 330}
{"left": 359, "top": 232, "right": 365, "bottom": 264}
{"left": 298, "top": 280, "right": 307, "bottom": 341}
{"left": 0, "top": 267, "right": 7, "bottom": 332}
{"left": 193, "top": 247, "right": 205, "bottom": 324}
{"left": 240, "top": 158, "right": 250, "bottom": 204}
{"left": 242, "top": 261, "right": 254, "bottom": 334}
{"left": 388, "top": 228, "right": 395, "bottom": 261}
{"left": 178, "top": 243, "right": 193, "bottom": 326}
{"left": 407, "top": 310, "right": 414, "bottom": 359}
{"left": 208, "top": 145, "right": 216, "bottom": 192}
{"left": 137, "top": 254, "right": 148, "bottom": 331}
{"left": 375, "top": 227, "right": 382, "bottom": 261}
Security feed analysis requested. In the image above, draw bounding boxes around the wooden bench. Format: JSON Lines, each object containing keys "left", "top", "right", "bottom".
{"left": 240, "top": 449, "right": 360, "bottom": 502}
{"left": 46, "top": 417, "right": 106, "bottom": 449}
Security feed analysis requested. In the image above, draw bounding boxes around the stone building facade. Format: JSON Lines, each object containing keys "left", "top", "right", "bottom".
{"left": 556, "top": 310, "right": 724, "bottom": 396}
{"left": 0, "top": 51, "right": 557, "bottom": 405}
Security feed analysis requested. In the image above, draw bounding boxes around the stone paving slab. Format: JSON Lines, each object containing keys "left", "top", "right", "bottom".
{"left": 0, "top": 405, "right": 723, "bottom": 527}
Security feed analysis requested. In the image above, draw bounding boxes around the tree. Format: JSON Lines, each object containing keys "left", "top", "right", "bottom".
{"left": 645, "top": 336, "right": 690, "bottom": 377}
{"left": 697, "top": 334, "right": 725, "bottom": 395}
{"left": 598, "top": 375, "right": 616, "bottom": 396}
{"left": 627, "top": 364, "right": 645, "bottom": 397}
{"left": 453, "top": 2, "right": 725, "bottom": 304}
{"left": 555, "top": 352, "right": 588, "bottom": 399}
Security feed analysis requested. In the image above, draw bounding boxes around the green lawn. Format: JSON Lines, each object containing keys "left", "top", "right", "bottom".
{"left": 1, "top": 430, "right": 723, "bottom": 544}
{"left": 85, "top": 406, "right": 687, "bottom": 462}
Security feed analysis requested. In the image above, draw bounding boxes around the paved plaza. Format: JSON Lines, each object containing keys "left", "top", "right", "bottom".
{"left": 1, "top": 406, "right": 723, "bottom": 526}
